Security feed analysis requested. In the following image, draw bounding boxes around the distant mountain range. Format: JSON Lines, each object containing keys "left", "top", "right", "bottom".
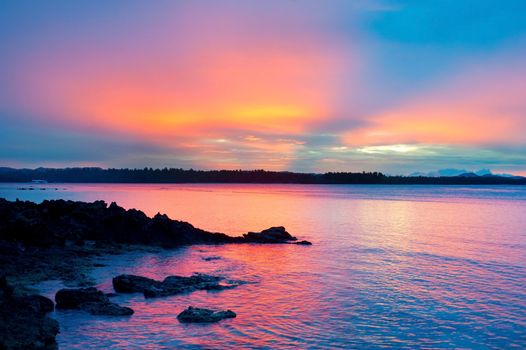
{"left": 409, "top": 168, "right": 522, "bottom": 178}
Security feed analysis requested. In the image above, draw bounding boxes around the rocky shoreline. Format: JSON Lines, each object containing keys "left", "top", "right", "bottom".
{"left": 0, "top": 277, "right": 59, "bottom": 350}
{"left": 0, "top": 270, "right": 242, "bottom": 349}
{"left": 0, "top": 198, "right": 311, "bottom": 247}
{"left": 0, "top": 198, "right": 311, "bottom": 349}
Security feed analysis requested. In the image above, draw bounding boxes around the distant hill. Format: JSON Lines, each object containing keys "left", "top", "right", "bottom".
{"left": 0, "top": 167, "right": 524, "bottom": 185}
{"left": 409, "top": 168, "right": 520, "bottom": 178}
{"left": 457, "top": 172, "right": 480, "bottom": 178}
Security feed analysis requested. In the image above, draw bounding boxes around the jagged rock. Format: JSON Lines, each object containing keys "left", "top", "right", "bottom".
{"left": 113, "top": 273, "right": 238, "bottom": 298}
{"left": 55, "top": 287, "right": 133, "bottom": 316}
{"left": 177, "top": 306, "right": 236, "bottom": 323}
{"left": 0, "top": 199, "right": 311, "bottom": 248}
{"left": 243, "top": 226, "right": 297, "bottom": 243}
{"left": 0, "top": 276, "right": 59, "bottom": 350}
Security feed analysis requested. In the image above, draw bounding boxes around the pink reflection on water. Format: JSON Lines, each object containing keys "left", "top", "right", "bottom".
{"left": 14, "top": 184, "right": 526, "bottom": 348}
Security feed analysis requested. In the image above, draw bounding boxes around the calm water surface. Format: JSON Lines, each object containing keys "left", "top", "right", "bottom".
{"left": 1, "top": 184, "right": 526, "bottom": 349}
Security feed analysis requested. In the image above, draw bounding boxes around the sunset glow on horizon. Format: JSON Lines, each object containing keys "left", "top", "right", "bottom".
{"left": 1, "top": 0, "right": 525, "bottom": 175}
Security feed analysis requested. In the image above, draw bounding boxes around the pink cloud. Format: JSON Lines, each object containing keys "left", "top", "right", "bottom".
{"left": 1, "top": 1, "right": 360, "bottom": 142}
{"left": 343, "top": 52, "right": 526, "bottom": 146}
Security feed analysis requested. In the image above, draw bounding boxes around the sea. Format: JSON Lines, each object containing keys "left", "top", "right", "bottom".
{"left": 1, "top": 183, "right": 525, "bottom": 349}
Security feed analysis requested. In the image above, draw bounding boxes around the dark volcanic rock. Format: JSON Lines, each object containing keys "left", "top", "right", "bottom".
{"left": 55, "top": 287, "right": 108, "bottom": 309}
{"left": 150, "top": 273, "right": 226, "bottom": 297}
{"left": 112, "top": 274, "right": 161, "bottom": 293}
{"left": 80, "top": 302, "right": 134, "bottom": 316}
{"left": 55, "top": 287, "right": 133, "bottom": 316}
{"left": 294, "top": 240, "right": 313, "bottom": 245}
{"left": 112, "top": 273, "right": 238, "bottom": 298}
{"left": 0, "top": 198, "right": 237, "bottom": 248}
{"left": 0, "top": 198, "right": 311, "bottom": 248}
{"left": 18, "top": 294, "right": 55, "bottom": 313}
{"left": 243, "top": 226, "right": 297, "bottom": 243}
{"left": 177, "top": 306, "right": 236, "bottom": 323}
{"left": 0, "top": 276, "right": 59, "bottom": 350}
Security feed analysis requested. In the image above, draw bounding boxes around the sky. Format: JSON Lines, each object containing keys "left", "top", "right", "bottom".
{"left": 1, "top": 0, "right": 525, "bottom": 175}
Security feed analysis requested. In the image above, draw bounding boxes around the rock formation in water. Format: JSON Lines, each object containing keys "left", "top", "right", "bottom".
{"left": 177, "top": 306, "right": 236, "bottom": 323}
{"left": 0, "top": 198, "right": 310, "bottom": 346}
{"left": 0, "top": 276, "right": 59, "bottom": 350}
{"left": 113, "top": 273, "right": 238, "bottom": 298}
{"left": 0, "top": 198, "right": 311, "bottom": 248}
{"left": 202, "top": 256, "right": 222, "bottom": 261}
{"left": 243, "top": 226, "right": 313, "bottom": 244}
{"left": 55, "top": 287, "right": 133, "bottom": 316}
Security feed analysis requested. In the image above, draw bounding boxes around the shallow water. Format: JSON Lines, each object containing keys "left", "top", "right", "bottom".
{"left": 2, "top": 183, "right": 526, "bottom": 349}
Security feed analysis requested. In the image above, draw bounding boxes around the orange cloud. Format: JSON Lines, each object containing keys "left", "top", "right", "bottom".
{"left": 5, "top": 3, "right": 356, "bottom": 143}
{"left": 344, "top": 56, "right": 526, "bottom": 147}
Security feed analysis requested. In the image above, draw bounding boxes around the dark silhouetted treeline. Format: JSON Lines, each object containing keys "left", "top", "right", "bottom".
{"left": 0, "top": 167, "right": 524, "bottom": 185}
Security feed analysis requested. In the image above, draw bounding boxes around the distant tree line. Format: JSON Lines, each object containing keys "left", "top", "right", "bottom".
{"left": 0, "top": 167, "right": 524, "bottom": 185}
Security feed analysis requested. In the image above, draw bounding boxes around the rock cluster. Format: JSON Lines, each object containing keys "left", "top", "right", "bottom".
{"left": 0, "top": 276, "right": 59, "bottom": 350}
{"left": 0, "top": 198, "right": 312, "bottom": 345}
{"left": 55, "top": 287, "right": 133, "bottom": 316}
{"left": 0, "top": 199, "right": 234, "bottom": 248}
{"left": 177, "top": 306, "right": 236, "bottom": 323}
{"left": 113, "top": 273, "right": 237, "bottom": 298}
{"left": 0, "top": 199, "right": 311, "bottom": 248}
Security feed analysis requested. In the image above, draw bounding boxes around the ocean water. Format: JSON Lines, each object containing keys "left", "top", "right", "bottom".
{"left": 1, "top": 183, "right": 526, "bottom": 349}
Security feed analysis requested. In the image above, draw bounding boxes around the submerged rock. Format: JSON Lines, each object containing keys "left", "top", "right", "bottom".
{"left": 112, "top": 274, "right": 161, "bottom": 293}
{"left": 0, "top": 276, "right": 59, "bottom": 350}
{"left": 112, "top": 273, "right": 238, "bottom": 298}
{"left": 202, "top": 256, "right": 221, "bottom": 261}
{"left": 177, "top": 306, "right": 236, "bottom": 323}
{"left": 80, "top": 302, "right": 133, "bottom": 316}
{"left": 294, "top": 240, "right": 313, "bottom": 245}
{"left": 55, "top": 287, "right": 133, "bottom": 316}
